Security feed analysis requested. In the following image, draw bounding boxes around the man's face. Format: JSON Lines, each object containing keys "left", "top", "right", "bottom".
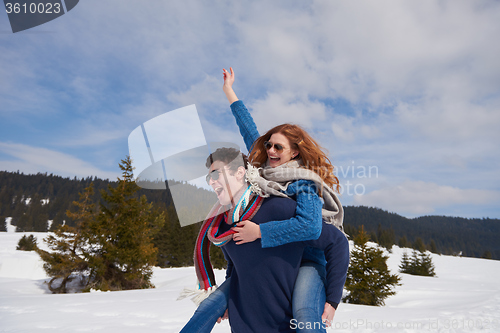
{"left": 207, "top": 160, "right": 245, "bottom": 206}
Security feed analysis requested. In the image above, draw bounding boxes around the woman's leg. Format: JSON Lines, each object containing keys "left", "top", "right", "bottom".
{"left": 292, "top": 262, "right": 327, "bottom": 333}
{"left": 179, "top": 278, "right": 230, "bottom": 333}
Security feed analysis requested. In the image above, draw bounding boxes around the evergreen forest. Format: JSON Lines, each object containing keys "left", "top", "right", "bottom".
{"left": 342, "top": 206, "right": 499, "bottom": 260}
{"left": 1, "top": 170, "right": 499, "bottom": 263}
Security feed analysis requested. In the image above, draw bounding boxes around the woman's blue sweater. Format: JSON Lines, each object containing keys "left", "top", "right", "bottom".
{"left": 230, "top": 100, "right": 326, "bottom": 265}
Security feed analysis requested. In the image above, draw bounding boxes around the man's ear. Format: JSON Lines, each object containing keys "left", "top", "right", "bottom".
{"left": 236, "top": 166, "right": 246, "bottom": 180}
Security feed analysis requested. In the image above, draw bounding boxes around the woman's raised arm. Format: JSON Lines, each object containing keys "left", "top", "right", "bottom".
{"left": 223, "top": 67, "right": 239, "bottom": 104}
{"left": 222, "top": 67, "right": 260, "bottom": 151}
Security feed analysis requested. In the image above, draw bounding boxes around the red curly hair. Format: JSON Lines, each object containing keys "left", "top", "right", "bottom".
{"left": 248, "top": 123, "right": 340, "bottom": 194}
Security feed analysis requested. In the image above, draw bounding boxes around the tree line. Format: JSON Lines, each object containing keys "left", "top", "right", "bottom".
{"left": 1, "top": 170, "right": 499, "bottom": 261}
{"left": 342, "top": 206, "right": 499, "bottom": 260}
{"left": 0, "top": 169, "right": 227, "bottom": 270}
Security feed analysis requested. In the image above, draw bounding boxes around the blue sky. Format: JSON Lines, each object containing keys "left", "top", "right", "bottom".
{"left": 1, "top": 0, "right": 500, "bottom": 219}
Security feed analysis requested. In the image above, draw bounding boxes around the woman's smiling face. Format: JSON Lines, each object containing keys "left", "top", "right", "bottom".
{"left": 266, "top": 132, "right": 298, "bottom": 168}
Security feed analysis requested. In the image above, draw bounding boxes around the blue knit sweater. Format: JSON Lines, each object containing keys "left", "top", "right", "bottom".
{"left": 230, "top": 100, "right": 326, "bottom": 265}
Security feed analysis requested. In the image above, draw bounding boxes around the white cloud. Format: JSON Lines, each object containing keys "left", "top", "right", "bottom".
{"left": 0, "top": 142, "right": 118, "bottom": 180}
{"left": 353, "top": 180, "right": 500, "bottom": 216}
{"left": 166, "top": 75, "right": 226, "bottom": 114}
{"left": 394, "top": 95, "right": 500, "bottom": 143}
{"left": 56, "top": 125, "right": 126, "bottom": 148}
{"left": 1, "top": 0, "right": 500, "bottom": 217}
{"left": 310, "top": 1, "right": 500, "bottom": 102}
{"left": 330, "top": 113, "right": 383, "bottom": 144}
{"left": 249, "top": 92, "right": 327, "bottom": 131}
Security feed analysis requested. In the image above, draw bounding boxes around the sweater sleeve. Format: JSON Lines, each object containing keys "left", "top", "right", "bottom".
{"left": 260, "top": 180, "right": 323, "bottom": 248}
{"left": 304, "top": 223, "right": 349, "bottom": 307}
{"left": 230, "top": 100, "right": 260, "bottom": 152}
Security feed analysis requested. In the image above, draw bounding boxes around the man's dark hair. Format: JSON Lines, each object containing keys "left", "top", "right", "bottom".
{"left": 205, "top": 147, "right": 248, "bottom": 171}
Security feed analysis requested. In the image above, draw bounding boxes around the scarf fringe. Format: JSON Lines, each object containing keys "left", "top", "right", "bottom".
{"left": 246, "top": 164, "right": 270, "bottom": 197}
{"left": 177, "top": 285, "right": 218, "bottom": 306}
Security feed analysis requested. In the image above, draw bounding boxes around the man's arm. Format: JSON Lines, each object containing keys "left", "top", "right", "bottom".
{"left": 305, "top": 223, "right": 350, "bottom": 310}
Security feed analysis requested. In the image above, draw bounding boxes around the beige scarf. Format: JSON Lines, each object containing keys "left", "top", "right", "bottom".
{"left": 245, "top": 160, "right": 344, "bottom": 230}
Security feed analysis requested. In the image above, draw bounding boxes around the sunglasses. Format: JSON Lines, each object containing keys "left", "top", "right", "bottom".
{"left": 264, "top": 141, "right": 287, "bottom": 152}
{"left": 205, "top": 169, "right": 223, "bottom": 184}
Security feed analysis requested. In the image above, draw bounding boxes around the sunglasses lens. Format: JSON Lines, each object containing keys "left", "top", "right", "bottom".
{"left": 206, "top": 170, "right": 220, "bottom": 184}
{"left": 264, "top": 141, "right": 284, "bottom": 152}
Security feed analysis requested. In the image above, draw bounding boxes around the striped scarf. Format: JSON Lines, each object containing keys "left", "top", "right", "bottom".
{"left": 178, "top": 184, "right": 263, "bottom": 305}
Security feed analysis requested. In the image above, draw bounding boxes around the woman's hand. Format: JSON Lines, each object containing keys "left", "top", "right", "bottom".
{"left": 222, "top": 67, "right": 234, "bottom": 90}
{"left": 321, "top": 302, "right": 336, "bottom": 327}
{"left": 216, "top": 309, "right": 229, "bottom": 323}
{"left": 231, "top": 220, "right": 261, "bottom": 244}
{"left": 222, "top": 67, "right": 239, "bottom": 104}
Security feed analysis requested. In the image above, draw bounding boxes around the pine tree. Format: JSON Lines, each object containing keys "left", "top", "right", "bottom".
{"left": 85, "top": 156, "right": 165, "bottom": 291}
{"left": 343, "top": 226, "right": 401, "bottom": 306}
{"left": 417, "top": 251, "right": 436, "bottom": 277}
{"left": 29, "top": 193, "right": 49, "bottom": 232}
{"left": 0, "top": 187, "right": 11, "bottom": 216}
{"left": 17, "top": 234, "right": 38, "bottom": 251}
{"left": 50, "top": 210, "right": 65, "bottom": 231}
{"left": 11, "top": 197, "right": 28, "bottom": 232}
{"left": 481, "top": 251, "right": 492, "bottom": 259}
{"left": 37, "top": 156, "right": 165, "bottom": 293}
{"left": 15, "top": 213, "right": 31, "bottom": 232}
{"left": 399, "top": 250, "right": 436, "bottom": 277}
{"left": 377, "top": 224, "right": 395, "bottom": 250}
{"left": 429, "top": 239, "right": 438, "bottom": 254}
{"left": 0, "top": 216, "right": 6, "bottom": 232}
{"left": 413, "top": 237, "right": 426, "bottom": 252}
{"left": 343, "top": 224, "right": 356, "bottom": 238}
{"left": 37, "top": 184, "right": 95, "bottom": 293}
{"left": 399, "top": 251, "right": 411, "bottom": 272}
{"left": 398, "top": 235, "right": 409, "bottom": 248}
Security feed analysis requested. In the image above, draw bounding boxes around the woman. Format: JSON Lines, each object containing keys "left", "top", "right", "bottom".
{"left": 224, "top": 67, "right": 344, "bottom": 330}
{"left": 180, "top": 68, "right": 346, "bottom": 332}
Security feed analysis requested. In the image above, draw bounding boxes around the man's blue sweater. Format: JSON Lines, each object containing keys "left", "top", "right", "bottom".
{"left": 220, "top": 196, "right": 349, "bottom": 333}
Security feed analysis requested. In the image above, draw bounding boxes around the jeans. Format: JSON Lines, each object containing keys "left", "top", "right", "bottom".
{"left": 180, "top": 263, "right": 326, "bottom": 333}
{"left": 179, "top": 278, "right": 230, "bottom": 333}
{"left": 292, "top": 262, "right": 327, "bottom": 333}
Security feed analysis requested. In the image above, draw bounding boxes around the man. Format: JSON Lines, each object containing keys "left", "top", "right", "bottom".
{"left": 185, "top": 147, "right": 349, "bottom": 333}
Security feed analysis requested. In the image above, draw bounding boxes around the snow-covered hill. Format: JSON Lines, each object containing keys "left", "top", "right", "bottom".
{"left": 1, "top": 231, "right": 499, "bottom": 332}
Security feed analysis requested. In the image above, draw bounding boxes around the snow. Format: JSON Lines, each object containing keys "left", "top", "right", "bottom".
{"left": 1, "top": 231, "right": 499, "bottom": 333}
{"left": 5, "top": 217, "right": 16, "bottom": 233}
